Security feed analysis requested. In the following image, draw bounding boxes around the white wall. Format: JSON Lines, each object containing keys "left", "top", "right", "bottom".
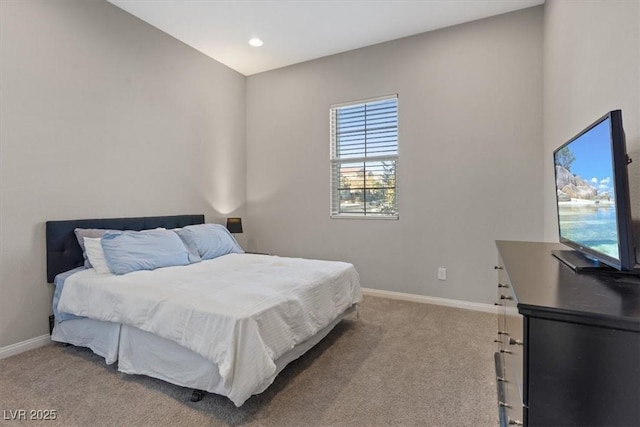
{"left": 246, "top": 7, "right": 544, "bottom": 304}
{"left": 0, "top": 0, "right": 246, "bottom": 348}
{"left": 543, "top": 0, "right": 640, "bottom": 257}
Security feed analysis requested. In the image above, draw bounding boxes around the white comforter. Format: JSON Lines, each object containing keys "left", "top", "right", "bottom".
{"left": 57, "top": 253, "right": 361, "bottom": 406}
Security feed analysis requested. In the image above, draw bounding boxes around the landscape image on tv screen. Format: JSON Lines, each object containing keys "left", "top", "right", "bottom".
{"left": 555, "top": 117, "right": 620, "bottom": 260}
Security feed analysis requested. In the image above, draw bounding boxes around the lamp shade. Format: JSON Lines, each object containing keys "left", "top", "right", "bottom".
{"left": 226, "top": 217, "right": 243, "bottom": 234}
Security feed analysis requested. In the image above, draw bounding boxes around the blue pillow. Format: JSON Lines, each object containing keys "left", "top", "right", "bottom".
{"left": 172, "top": 228, "right": 202, "bottom": 263}
{"left": 101, "top": 229, "right": 190, "bottom": 275}
{"left": 174, "top": 224, "right": 243, "bottom": 261}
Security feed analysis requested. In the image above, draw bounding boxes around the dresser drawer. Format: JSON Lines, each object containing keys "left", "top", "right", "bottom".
{"left": 503, "top": 296, "right": 524, "bottom": 395}
{"left": 503, "top": 379, "right": 525, "bottom": 427}
{"left": 495, "top": 263, "right": 510, "bottom": 352}
{"left": 496, "top": 353, "right": 524, "bottom": 427}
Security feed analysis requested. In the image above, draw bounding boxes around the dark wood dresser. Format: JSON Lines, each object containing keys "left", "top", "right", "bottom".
{"left": 494, "top": 240, "right": 640, "bottom": 427}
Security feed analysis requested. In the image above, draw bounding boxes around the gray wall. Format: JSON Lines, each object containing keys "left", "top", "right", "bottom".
{"left": 0, "top": 0, "right": 246, "bottom": 348}
{"left": 542, "top": 0, "right": 640, "bottom": 258}
{"left": 12, "top": 0, "right": 629, "bottom": 349}
{"left": 246, "top": 7, "right": 544, "bottom": 304}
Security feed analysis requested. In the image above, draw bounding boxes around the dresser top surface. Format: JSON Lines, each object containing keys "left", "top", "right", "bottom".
{"left": 496, "top": 240, "right": 640, "bottom": 326}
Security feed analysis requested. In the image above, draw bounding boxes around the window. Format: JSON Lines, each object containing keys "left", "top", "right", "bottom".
{"left": 330, "top": 95, "right": 398, "bottom": 218}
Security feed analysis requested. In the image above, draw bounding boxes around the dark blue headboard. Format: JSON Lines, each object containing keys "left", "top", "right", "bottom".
{"left": 45, "top": 214, "right": 204, "bottom": 283}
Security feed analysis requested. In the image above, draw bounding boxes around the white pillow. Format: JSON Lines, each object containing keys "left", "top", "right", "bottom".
{"left": 83, "top": 237, "right": 111, "bottom": 274}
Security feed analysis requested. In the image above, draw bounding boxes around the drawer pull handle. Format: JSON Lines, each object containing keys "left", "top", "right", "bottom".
{"left": 494, "top": 266, "right": 504, "bottom": 270}
{"left": 509, "top": 338, "right": 523, "bottom": 346}
{"left": 498, "top": 331, "right": 509, "bottom": 335}
{"left": 494, "top": 339, "right": 502, "bottom": 343}
{"left": 500, "top": 349, "right": 513, "bottom": 354}
{"left": 498, "top": 401, "right": 511, "bottom": 408}
{"left": 496, "top": 376, "right": 507, "bottom": 382}
{"left": 498, "top": 283, "right": 510, "bottom": 288}
{"left": 494, "top": 302, "right": 502, "bottom": 306}
{"left": 508, "top": 417, "right": 523, "bottom": 426}
{"left": 500, "top": 294, "right": 513, "bottom": 300}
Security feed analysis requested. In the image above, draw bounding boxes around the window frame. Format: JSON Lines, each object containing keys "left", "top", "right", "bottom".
{"left": 330, "top": 94, "right": 399, "bottom": 220}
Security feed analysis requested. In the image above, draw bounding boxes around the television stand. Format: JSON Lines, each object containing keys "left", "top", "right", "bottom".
{"left": 496, "top": 241, "right": 640, "bottom": 426}
{"left": 551, "top": 249, "right": 640, "bottom": 276}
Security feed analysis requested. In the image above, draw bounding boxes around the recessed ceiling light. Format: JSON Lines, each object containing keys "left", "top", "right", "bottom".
{"left": 248, "top": 38, "right": 263, "bottom": 47}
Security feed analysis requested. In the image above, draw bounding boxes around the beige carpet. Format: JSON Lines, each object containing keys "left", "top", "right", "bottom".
{"left": 0, "top": 296, "right": 499, "bottom": 426}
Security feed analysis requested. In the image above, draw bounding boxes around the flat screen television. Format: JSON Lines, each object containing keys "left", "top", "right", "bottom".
{"left": 552, "top": 110, "right": 638, "bottom": 273}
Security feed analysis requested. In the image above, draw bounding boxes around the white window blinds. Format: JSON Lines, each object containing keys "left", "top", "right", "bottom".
{"left": 330, "top": 95, "right": 398, "bottom": 218}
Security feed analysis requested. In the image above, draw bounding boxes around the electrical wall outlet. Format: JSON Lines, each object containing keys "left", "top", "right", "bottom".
{"left": 438, "top": 267, "right": 447, "bottom": 281}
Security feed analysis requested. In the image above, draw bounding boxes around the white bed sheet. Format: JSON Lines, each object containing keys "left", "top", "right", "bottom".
{"left": 51, "top": 318, "right": 121, "bottom": 365}
{"left": 57, "top": 253, "right": 362, "bottom": 406}
{"left": 117, "top": 305, "right": 355, "bottom": 397}
{"left": 52, "top": 306, "right": 355, "bottom": 401}
{"left": 118, "top": 324, "right": 226, "bottom": 394}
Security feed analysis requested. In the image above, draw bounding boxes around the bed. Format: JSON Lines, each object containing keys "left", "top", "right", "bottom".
{"left": 46, "top": 214, "right": 362, "bottom": 406}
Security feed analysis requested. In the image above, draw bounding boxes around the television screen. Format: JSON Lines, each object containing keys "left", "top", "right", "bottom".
{"left": 553, "top": 110, "right": 635, "bottom": 271}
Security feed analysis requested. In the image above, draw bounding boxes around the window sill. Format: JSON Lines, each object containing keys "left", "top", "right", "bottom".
{"left": 330, "top": 215, "right": 399, "bottom": 220}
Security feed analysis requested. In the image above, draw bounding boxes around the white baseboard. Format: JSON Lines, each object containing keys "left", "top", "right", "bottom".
{"left": 0, "top": 334, "right": 51, "bottom": 360}
{"left": 362, "top": 288, "right": 498, "bottom": 314}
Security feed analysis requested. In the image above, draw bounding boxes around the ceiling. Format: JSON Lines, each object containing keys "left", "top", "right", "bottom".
{"left": 108, "top": 0, "right": 544, "bottom": 76}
